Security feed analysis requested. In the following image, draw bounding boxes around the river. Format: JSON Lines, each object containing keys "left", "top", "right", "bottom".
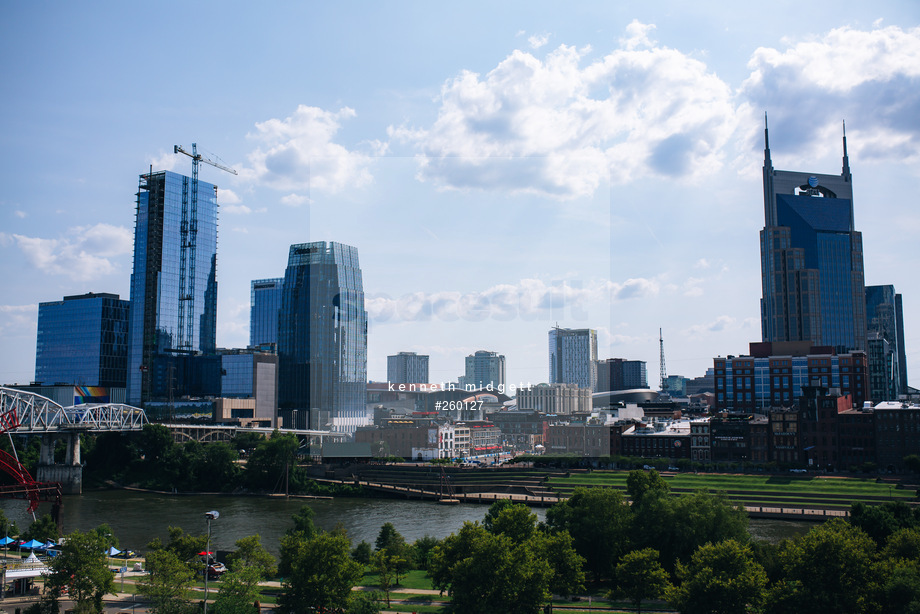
{"left": 0, "top": 491, "right": 814, "bottom": 555}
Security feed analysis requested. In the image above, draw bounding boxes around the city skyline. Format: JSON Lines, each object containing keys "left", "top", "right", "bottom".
{"left": 2, "top": 2, "right": 919, "bottom": 390}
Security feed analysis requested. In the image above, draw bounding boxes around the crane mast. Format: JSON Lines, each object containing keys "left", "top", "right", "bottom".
{"left": 172, "top": 144, "right": 237, "bottom": 351}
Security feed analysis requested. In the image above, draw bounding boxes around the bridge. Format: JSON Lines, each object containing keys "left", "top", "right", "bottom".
{"left": 0, "top": 387, "right": 149, "bottom": 501}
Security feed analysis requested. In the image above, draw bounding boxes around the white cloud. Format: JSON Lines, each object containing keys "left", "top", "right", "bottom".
{"left": 528, "top": 33, "right": 550, "bottom": 49}
{"left": 0, "top": 304, "right": 37, "bottom": 334}
{"left": 5, "top": 224, "right": 132, "bottom": 281}
{"left": 390, "top": 21, "right": 739, "bottom": 198}
{"left": 367, "top": 277, "right": 658, "bottom": 324}
{"left": 684, "top": 315, "right": 738, "bottom": 337}
{"left": 148, "top": 150, "right": 179, "bottom": 172}
{"left": 223, "top": 204, "right": 252, "bottom": 215}
{"left": 243, "top": 105, "right": 374, "bottom": 193}
{"left": 741, "top": 25, "right": 920, "bottom": 164}
{"left": 220, "top": 189, "right": 242, "bottom": 205}
{"left": 14, "top": 210, "right": 26, "bottom": 219}
{"left": 280, "top": 193, "right": 310, "bottom": 207}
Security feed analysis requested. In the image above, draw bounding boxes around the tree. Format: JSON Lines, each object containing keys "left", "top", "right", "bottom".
{"left": 429, "top": 521, "right": 553, "bottom": 614}
{"left": 626, "top": 468, "right": 670, "bottom": 504}
{"left": 199, "top": 442, "right": 240, "bottom": 489}
{"left": 21, "top": 513, "right": 59, "bottom": 542}
{"left": 147, "top": 526, "right": 208, "bottom": 566}
{"left": 905, "top": 454, "right": 920, "bottom": 475}
{"left": 374, "top": 522, "right": 411, "bottom": 581}
{"left": 883, "top": 527, "right": 920, "bottom": 561}
{"left": 92, "top": 523, "right": 118, "bottom": 550}
{"left": 279, "top": 505, "right": 319, "bottom": 577}
{"left": 277, "top": 531, "right": 364, "bottom": 614}
{"left": 226, "top": 534, "right": 276, "bottom": 579}
{"left": 610, "top": 548, "right": 670, "bottom": 614}
{"left": 346, "top": 591, "right": 382, "bottom": 614}
{"left": 530, "top": 529, "right": 585, "bottom": 597}
{"left": 0, "top": 507, "right": 19, "bottom": 538}
{"left": 849, "top": 500, "right": 919, "bottom": 545}
{"left": 139, "top": 423, "right": 175, "bottom": 463}
{"left": 769, "top": 518, "right": 878, "bottom": 614}
{"left": 351, "top": 540, "right": 373, "bottom": 564}
{"left": 372, "top": 548, "right": 403, "bottom": 607}
{"left": 138, "top": 549, "right": 197, "bottom": 614}
{"left": 483, "top": 500, "right": 537, "bottom": 544}
{"left": 44, "top": 529, "right": 115, "bottom": 613}
{"left": 632, "top": 489, "right": 749, "bottom": 571}
{"left": 244, "top": 430, "right": 298, "bottom": 490}
{"left": 409, "top": 535, "right": 439, "bottom": 570}
{"left": 545, "top": 487, "right": 632, "bottom": 582}
{"left": 213, "top": 566, "right": 263, "bottom": 614}
{"left": 666, "top": 539, "right": 766, "bottom": 614}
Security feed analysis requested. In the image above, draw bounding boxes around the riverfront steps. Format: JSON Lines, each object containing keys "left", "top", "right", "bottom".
{"left": 342, "top": 477, "right": 853, "bottom": 519}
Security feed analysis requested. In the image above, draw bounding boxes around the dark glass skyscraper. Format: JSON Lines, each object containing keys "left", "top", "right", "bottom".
{"left": 760, "top": 120, "right": 866, "bottom": 353}
{"left": 127, "top": 170, "right": 219, "bottom": 404}
{"left": 278, "top": 242, "right": 367, "bottom": 433}
{"left": 35, "top": 292, "right": 129, "bottom": 388}
{"left": 250, "top": 278, "right": 283, "bottom": 348}
{"left": 866, "top": 284, "right": 908, "bottom": 400}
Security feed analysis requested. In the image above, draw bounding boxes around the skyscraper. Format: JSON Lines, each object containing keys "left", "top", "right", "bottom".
{"left": 462, "top": 350, "right": 506, "bottom": 389}
{"left": 127, "top": 170, "right": 219, "bottom": 404}
{"left": 865, "top": 284, "right": 908, "bottom": 400}
{"left": 760, "top": 119, "right": 866, "bottom": 352}
{"left": 277, "top": 242, "right": 368, "bottom": 433}
{"left": 35, "top": 292, "right": 129, "bottom": 388}
{"left": 549, "top": 327, "right": 597, "bottom": 390}
{"left": 387, "top": 352, "right": 429, "bottom": 384}
{"left": 250, "top": 278, "right": 284, "bottom": 348}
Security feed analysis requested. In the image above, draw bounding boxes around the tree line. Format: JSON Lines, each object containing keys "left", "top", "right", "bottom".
{"left": 9, "top": 465, "right": 920, "bottom": 613}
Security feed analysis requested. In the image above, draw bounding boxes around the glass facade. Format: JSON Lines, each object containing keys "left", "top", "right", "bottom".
{"left": 35, "top": 293, "right": 129, "bottom": 387}
{"left": 250, "top": 278, "right": 283, "bottom": 347}
{"left": 387, "top": 352, "right": 429, "bottom": 384}
{"left": 127, "top": 170, "right": 219, "bottom": 404}
{"left": 760, "top": 127, "right": 866, "bottom": 353}
{"left": 549, "top": 327, "right": 597, "bottom": 390}
{"left": 277, "top": 242, "right": 367, "bottom": 433}
{"left": 463, "top": 350, "right": 506, "bottom": 389}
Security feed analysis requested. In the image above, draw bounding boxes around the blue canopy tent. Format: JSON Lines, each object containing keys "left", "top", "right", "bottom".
{"left": 0, "top": 537, "right": 14, "bottom": 546}
{"left": 20, "top": 539, "right": 44, "bottom": 550}
{"left": 106, "top": 546, "right": 122, "bottom": 557}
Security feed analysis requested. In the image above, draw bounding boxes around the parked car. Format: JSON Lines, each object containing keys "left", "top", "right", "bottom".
{"left": 207, "top": 562, "right": 227, "bottom": 580}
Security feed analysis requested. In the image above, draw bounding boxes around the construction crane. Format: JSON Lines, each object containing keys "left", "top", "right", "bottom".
{"left": 173, "top": 144, "right": 237, "bottom": 350}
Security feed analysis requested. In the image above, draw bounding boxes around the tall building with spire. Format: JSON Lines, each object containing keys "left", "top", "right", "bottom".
{"left": 760, "top": 117, "right": 867, "bottom": 353}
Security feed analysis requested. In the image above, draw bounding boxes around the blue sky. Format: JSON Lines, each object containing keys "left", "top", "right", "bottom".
{"left": 2, "top": 1, "right": 919, "bottom": 389}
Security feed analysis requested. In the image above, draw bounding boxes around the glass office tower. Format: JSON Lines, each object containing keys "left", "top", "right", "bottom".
{"left": 549, "top": 327, "right": 597, "bottom": 391}
{"left": 760, "top": 120, "right": 866, "bottom": 352}
{"left": 127, "top": 170, "right": 219, "bottom": 404}
{"left": 35, "top": 292, "right": 129, "bottom": 388}
{"left": 278, "top": 242, "right": 367, "bottom": 433}
{"left": 250, "top": 278, "right": 283, "bottom": 348}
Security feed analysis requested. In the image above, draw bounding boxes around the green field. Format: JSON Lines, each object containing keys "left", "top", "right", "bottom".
{"left": 546, "top": 471, "right": 915, "bottom": 510}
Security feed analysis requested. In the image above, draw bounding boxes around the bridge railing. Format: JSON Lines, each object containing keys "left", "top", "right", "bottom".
{"left": 0, "top": 388, "right": 148, "bottom": 432}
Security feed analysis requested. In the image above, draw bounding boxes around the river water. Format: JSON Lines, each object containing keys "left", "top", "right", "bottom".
{"left": 0, "top": 491, "right": 813, "bottom": 555}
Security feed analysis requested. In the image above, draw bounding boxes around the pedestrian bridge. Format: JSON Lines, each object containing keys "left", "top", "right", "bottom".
{"left": 0, "top": 387, "right": 149, "bottom": 499}
{"left": 0, "top": 387, "right": 148, "bottom": 433}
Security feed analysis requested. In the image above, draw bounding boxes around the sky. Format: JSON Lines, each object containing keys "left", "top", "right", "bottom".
{"left": 2, "top": 1, "right": 920, "bottom": 391}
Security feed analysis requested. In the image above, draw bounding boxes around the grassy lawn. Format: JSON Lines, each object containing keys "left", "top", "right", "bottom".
{"left": 362, "top": 568, "right": 436, "bottom": 591}
{"left": 548, "top": 471, "right": 914, "bottom": 503}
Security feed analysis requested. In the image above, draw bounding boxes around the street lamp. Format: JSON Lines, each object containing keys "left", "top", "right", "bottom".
{"left": 204, "top": 510, "right": 219, "bottom": 614}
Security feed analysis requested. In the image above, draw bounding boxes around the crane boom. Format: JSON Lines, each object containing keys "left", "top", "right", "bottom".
{"left": 174, "top": 144, "right": 238, "bottom": 175}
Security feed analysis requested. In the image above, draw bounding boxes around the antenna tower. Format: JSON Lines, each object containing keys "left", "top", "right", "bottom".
{"left": 659, "top": 328, "right": 668, "bottom": 393}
